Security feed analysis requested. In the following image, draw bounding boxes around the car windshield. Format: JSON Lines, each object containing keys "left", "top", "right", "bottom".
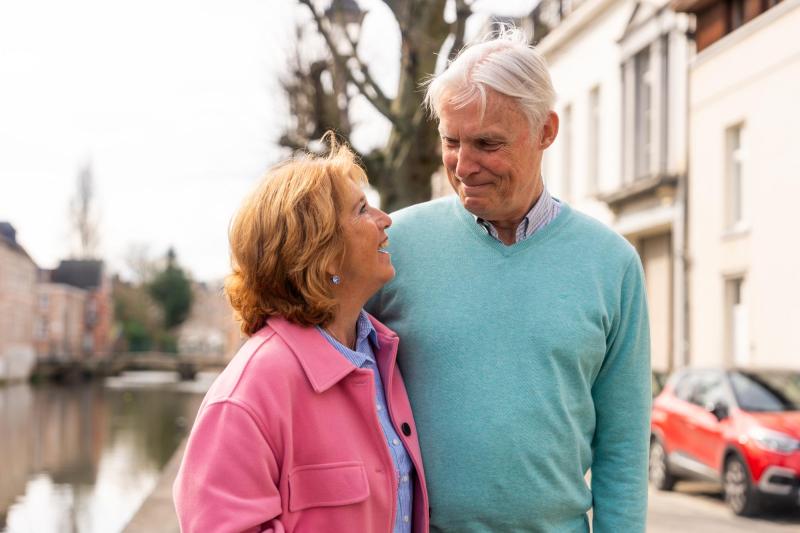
{"left": 729, "top": 371, "right": 800, "bottom": 412}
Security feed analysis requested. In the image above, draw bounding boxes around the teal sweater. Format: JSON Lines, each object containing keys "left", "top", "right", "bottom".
{"left": 369, "top": 196, "right": 651, "bottom": 533}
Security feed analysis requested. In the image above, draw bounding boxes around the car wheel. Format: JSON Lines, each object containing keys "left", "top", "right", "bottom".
{"left": 649, "top": 438, "right": 676, "bottom": 491}
{"left": 724, "top": 455, "right": 761, "bottom": 516}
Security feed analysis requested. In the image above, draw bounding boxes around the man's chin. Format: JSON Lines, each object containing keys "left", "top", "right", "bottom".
{"left": 460, "top": 196, "right": 492, "bottom": 218}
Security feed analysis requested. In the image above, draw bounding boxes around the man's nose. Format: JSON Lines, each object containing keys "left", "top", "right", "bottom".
{"left": 455, "top": 145, "right": 479, "bottom": 178}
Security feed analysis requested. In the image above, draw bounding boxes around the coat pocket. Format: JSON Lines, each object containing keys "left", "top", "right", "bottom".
{"left": 288, "top": 461, "right": 370, "bottom": 512}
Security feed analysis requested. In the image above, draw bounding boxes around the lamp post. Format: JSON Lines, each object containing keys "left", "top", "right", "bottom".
{"left": 324, "top": 0, "right": 366, "bottom": 44}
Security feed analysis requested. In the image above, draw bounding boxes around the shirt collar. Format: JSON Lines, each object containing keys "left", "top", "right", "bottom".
{"left": 316, "top": 310, "right": 379, "bottom": 368}
{"left": 357, "top": 310, "right": 380, "bottom": 350}
{"left": 475, "top": 186, "right": 556, "bottom": 242}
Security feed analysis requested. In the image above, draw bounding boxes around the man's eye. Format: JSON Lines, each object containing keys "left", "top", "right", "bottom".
{"left": 443, "top": 138, "right": 459, "bottom": 147}
{"left": 479, "top": 141, "right": 501, "bottom": 150}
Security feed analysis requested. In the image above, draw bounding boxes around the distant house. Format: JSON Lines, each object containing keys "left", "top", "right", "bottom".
{"left": 34, "top": 276, "right": 87, "bottom": 361}
{"left": 178, "top": 281, "right": 242, "bottom": 360}
{"left": 48, "top": 259, "right": 114, "bottom": 358}
{"left": 0, "top": 222, "right": 38, "bottom": 381}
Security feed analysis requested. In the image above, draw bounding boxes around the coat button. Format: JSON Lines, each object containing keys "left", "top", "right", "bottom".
{"left": 401, "top": 422, "right": 412, "bottom": 436}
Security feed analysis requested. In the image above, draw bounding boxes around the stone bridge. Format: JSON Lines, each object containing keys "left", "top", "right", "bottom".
{"left": 34, "top": 352, "right": 229, "bottom": 382}
{"left": 110, "top": 352, "right": 229, "bottom": 380}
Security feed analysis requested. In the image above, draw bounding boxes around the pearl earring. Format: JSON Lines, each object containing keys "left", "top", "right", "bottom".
{"left": 331, "top": 275, "right": 341, "bottom": 285}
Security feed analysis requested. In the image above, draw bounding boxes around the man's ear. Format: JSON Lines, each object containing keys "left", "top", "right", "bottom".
{"left": 539, "top": 111, "right": 559, "bottom": 149}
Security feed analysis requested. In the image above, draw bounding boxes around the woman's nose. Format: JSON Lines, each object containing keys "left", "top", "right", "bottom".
{"left": 374, "top": 207, "right": 391, "bottom": 229}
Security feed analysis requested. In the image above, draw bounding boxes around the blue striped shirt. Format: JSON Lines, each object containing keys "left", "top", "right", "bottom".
{"left": 317, "top": 311, "right": 414, "bottom": 533}
{"left": 477, "top": 186, "right": 561, "bottom": 243}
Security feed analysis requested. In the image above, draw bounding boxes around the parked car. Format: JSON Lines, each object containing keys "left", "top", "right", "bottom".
{"left": 650, "top": 368, "right": 800, "bottom": 515}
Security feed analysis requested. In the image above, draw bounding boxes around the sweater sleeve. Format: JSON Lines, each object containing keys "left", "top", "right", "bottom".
{"left": 173, "top": 400, "right": 286, "bottom": 533}
{"left": 590, "top": 254, "right": 652, "bottom": 533}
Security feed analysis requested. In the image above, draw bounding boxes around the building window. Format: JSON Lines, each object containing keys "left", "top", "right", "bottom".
{"left": 729, "top": 0, "right": 745, "bottom": 31}
{"left": 39, "top": 294, "right": 49, "bottom": 311}
{"left": 725, "top": 124, "right": 745, "bottom": 229}
{"left": 561, "top": 103, "right": 572, "bottom": 201}
{"left": 634, "top": 47, "right": 652, "bottom": 179}
{"left": 588, "top": 86, "right": 600, "bottom": 194}
{"left": 35, "top": 319, "right": 48, "bottom": 341}
{"left": 84, "top": 333, "right": 94, "bottom": 353}
{"left": 726, "top": 277, "right": 749, "bottom": 366}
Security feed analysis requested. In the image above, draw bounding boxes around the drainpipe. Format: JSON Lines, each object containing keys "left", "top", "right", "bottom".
{"left": 675, "top": 13, "right": 696, "bottom": 369}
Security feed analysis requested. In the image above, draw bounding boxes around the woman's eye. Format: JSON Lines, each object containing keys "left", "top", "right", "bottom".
{"left": 359, "top": 203, "right": 368, "bottom": 214}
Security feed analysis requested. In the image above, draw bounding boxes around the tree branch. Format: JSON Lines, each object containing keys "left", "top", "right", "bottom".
{"left": 278, "top": 132, "right": 311, "bottom": 152}
{"left": 449, "top": 0, "right": 471, "bottom": 60}
{"left": 340, "top": 29, "right": 395, "bottom": 112}
{"left": 381, "top": 0, "right": 401, "bottom": 20}
{"left": 298, "top": 0, "right": 399, "bottom": 126}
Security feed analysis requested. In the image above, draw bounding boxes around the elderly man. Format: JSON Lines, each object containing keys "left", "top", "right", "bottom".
{"left": 368, "top": 29, "right": 651, "bottom": 532}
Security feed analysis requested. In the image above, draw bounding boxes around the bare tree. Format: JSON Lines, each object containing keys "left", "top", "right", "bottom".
{"left": 283, "top": 0, "right": 472, "bottom": 212}
{"left": 69, "top": 161, "right": 100, "bottom": 258}
{"left": 123, "top": 242, "right": 159, "bottom": 284}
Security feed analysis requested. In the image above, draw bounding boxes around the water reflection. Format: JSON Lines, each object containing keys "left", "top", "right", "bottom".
{"left": 0, "top": 372, "right": 210, "bottom": 533}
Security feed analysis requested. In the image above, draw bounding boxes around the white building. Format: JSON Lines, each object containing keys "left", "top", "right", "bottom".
{"left": 673, "top": 0, "right": 800, "bottom": 369}
{"left": 537, "top": 0, "right": 693, "bottom": 372}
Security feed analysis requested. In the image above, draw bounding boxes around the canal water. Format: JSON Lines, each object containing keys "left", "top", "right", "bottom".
{"left": 0, "top": 371, "right": 215, "bottom": 533}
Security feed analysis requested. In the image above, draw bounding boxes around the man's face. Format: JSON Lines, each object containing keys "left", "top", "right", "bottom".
{"left": 438, "top": 90, "right": 556, "bottom": 227}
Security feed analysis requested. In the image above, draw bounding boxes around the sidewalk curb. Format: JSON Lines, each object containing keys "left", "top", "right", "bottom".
{"left": 123, "top": 438, "right": 186, "bottom": 533}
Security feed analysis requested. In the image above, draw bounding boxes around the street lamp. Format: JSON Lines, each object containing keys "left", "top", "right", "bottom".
{"left": 324, "top": 0, "right": 366, "bottom": 43}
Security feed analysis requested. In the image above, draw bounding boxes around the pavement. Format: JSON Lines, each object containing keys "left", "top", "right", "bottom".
{"left": 123, "top": 448, "right": 800, "bottom": 532}
{"left": 647, "top": 481, "right": 800, "bottom": 532}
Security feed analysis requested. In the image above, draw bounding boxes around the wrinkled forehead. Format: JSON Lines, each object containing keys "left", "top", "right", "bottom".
{"left": 324, "top": 160, "right": 369, "bottom": 212}
{"left": 437, "top": 88, "right": 527, "bottom": 133}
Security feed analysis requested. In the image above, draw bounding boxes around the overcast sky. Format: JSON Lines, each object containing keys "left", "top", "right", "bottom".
{"left": 1, "top": 0, "right": 536, "bottom": 282}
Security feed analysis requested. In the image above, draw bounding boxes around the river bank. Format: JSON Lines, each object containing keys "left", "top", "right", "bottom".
{"left": 0, "top": 372, "right": 212, "bottom": 532}
{"left": 123, "top": 438, "right": 186, "bottom": 533}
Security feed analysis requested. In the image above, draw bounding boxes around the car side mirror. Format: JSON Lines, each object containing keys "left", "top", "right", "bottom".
{"left": 706, "top": 401, "right": 729, "bottom": 421}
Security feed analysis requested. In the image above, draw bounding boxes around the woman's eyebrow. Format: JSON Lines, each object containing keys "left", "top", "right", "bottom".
{"left": 352, "top": 195, "right": 366, "bottom": 210}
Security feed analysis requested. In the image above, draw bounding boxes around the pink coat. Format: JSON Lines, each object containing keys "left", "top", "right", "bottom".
{"left": 173, "top": 314, "right": 429, "bottom": 533}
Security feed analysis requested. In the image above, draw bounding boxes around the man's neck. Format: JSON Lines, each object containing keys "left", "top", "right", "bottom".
{"left": 486, "top": 184, "right": 544, "bottom": 245}
{"left": 490, "top": 222, "right": 521, "bottom": 246}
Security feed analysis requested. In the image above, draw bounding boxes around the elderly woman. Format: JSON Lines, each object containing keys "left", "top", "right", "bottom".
{"left": 173, "top": 137, "right": 428, "bottom": 533}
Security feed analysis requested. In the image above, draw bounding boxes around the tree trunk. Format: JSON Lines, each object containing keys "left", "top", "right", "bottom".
{"left": 378, "top": 0, "right": 449, "bottom": 212}
{"left": 288, "top": 0, "right": 463, "bottom": 212}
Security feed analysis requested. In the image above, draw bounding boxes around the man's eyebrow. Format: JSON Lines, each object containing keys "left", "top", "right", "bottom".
{"left": 478, "top": 134, "right": 506, "bottom": 142}
{"left": 438, "top": 128, "right": 506, "bottom": 139}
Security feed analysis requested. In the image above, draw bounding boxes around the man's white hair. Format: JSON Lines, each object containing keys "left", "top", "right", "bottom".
{"left": 424, "top": 26, "right": 556, "bottom": 131}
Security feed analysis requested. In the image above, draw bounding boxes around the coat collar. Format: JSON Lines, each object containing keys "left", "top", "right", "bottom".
{"left": 266, "top": 313, "right": 399, "bottom": 394}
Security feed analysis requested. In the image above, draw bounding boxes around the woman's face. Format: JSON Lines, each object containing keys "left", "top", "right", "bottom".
{"left": 336, "top": 177, "right": 394, "bottom": 299}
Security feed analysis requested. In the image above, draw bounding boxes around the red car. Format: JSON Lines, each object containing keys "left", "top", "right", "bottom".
{"left": 650, "top": 368, "right": 800, "bottom": 515}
